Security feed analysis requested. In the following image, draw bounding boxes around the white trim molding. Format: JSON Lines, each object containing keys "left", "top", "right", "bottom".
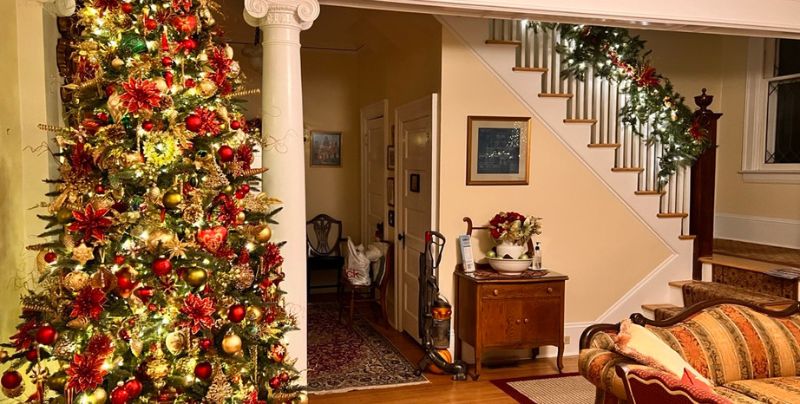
{"left": 742, "top": 38, "right": 800, "bottom": 184}
{"left": 715, "top": 213, "right": 800, "bottom": 249}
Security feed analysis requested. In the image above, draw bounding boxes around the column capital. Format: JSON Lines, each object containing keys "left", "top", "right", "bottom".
{"left": 34, "top": 0, "right": 76, "bottom": 16}
{"left": 243, "top": 0, "right": 320, "bottom": 30}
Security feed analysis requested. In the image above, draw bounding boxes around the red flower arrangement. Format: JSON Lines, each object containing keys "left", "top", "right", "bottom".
{"left": 120, "top": 77, "right": 162, "bottom": 113}
{"left": 488, "top": 211, "right": 542, "bottom": 245}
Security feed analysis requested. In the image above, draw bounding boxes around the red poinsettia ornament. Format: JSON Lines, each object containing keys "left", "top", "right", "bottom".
{"left": 120, "top": 77, "right": 162, "bottom": 113}
{"left": 689, "top": 119, "right": 705, "bottom": 141}
{"left": 66, "top": 353, "right": 107, "bottom": 392}
{"left": 93, "top": 0, "right": 119, "bottom": 12}
{"left": 635, "top": 65, "right": 659, "bottom": 88}
{"left": 68, "top": 203, "right": 113, "bottom": 243}
{"left": 179, "top": 293, "right": 215, "bottom": 334}
{"left": 262, "top": 242, "right": 284, "bottom": 271}
{"left": 171, "top": 0, "right": 192, "bottom": 13}
{"left": 70, "top": 287, "right": 107, "bottom": 320}
{"left": 188, "top": 107, "right": 222, "bottom": 136}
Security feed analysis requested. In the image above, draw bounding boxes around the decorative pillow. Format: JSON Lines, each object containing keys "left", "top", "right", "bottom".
{"left": 614, "top": 319, "right": 713, "bottom": 387}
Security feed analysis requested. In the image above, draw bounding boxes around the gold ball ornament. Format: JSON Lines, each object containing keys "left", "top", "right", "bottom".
{"left": 146, "top": 228, "right": 177, "bottom": 251}
{"left": 184, "top": 267, "right": 208, "bottom": 287}
{"left": 47, "top": 372, "right": 67, "bottom": 392}
{"left": 235, "top": 211, "right": 246, "bottom": 224}
{"left": 246, "top": 305, "right": 263, "bottom": 321}
{"left": 63, "top": 270, "right": 90, "bottom": 292}
{"left": 91, "top": 387, "right": 108, "bottom": 403}
{"left": 162, "top": 190, "right": 183, "bottom": 209}
{"left": 222, "top": 184, "right": 234, "bottom": 194}
{"left": 111, "top": 57, "right": 125, "bottom": 70}
{"left": 91, "top": 196, "right": 115, "bottom": 211}
{"left": 197, "top": 79, "right": 217, "bottom": 98}
{"left": 56, "top": 207, "right": 74, "bottom": 224}
{"left": 255, "top": 225, "right": 272, "bottom": 243}
{"left": 221, "top": 332, "right": 243, "bottom": 354}
{"left": 165, "top": 331, "right": 187, "bottom": 355}
{"left": 153, "top": 77, "right": 168, "bottom": 93}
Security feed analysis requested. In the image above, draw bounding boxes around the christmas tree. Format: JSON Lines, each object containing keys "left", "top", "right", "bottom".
{"left": 0, "top": 0, "right": 302, "bottom": 402}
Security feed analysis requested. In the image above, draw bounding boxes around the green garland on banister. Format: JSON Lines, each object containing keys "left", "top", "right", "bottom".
{"left": 538, "top": 23, "right": 709, "bottom": 185}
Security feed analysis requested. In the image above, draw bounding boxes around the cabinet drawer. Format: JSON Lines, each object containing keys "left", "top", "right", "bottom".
{"left": 480, "top": 282, "right": 564, "bottom": 300}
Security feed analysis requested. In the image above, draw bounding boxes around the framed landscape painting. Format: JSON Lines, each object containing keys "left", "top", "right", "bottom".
{"left": 466, "top": 116, "right": 531, "bottom": 185}
{"left": 310, "top": 131, "right": 342, "bottom": 167}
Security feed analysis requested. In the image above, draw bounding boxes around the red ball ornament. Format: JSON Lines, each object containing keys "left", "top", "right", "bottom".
{"left": 147, "top": 303, "right": 158, "bottom": 312}
{"left": 269, "top": 376, "right": 281, "bottom": 389}
{"left": 134, "top": 286, "right": 154, "bottom": 303}
{"left": 118, "top": 328, "right": 131, "bottom": 342}
{"left": 152, "top": 257, "right": 172, "bottom": 276}
{"left": 185, "top": 115, "right": 202, "bottom": 132}
{"left": 44, "top": 251, "right": 57, "bottom": 263}
{"left": 227, "top": 304, "right": 246, "bottom": 323}
{"left": 35, "top": 325, "right": 58, "bottom": 346}
{"left": 105, "top": 84, "right": 116, "bottom": 97}
{"left": 180, "top": 38, "right": 197, "bottom": 52}
{"left": 141, "top": 121, "right": 154, "bottom": 131}
{"left": 25, "top": 350, "right": 38, "bottom": 361}
{"left": 95, "top": 184, "right": 106, "bottom": 194}
{"left": 110, "top": 386, "right": 130, "bottom": 404}
{"left": 120, "top": 3, "right": 133, "bottom": 13}
{"left": 116, "top": 270, "right": 135, "bottom": 290}
{"left": 144, "top": 18, "right": 158, "bottom": 31}
{"left": 114, "top": 255, "right": 126, "bottom": 265}
{"left": 198, "top": 338, "right": 212, "bottom": 351}
{"left": 124, "top": 379, "right": 143, "bottom": 397}
{"left": 234, "top": 191, "right": 245, "bottom": 200}
{"left": 1, "top": 371, "right": 22, "bottom": 389}
{"left": 194, "top": 362, "right": 213, "bottom": 380}
{"left": 280, "top": 372, "right": 289, "bottom": 383}
{"left": 217, "top": 145, "right": 234, "bottom": 162}
{"left": 96, "top": 112, "right": 109, "bottom": 122}
{"left": 164, "top": 70, "right": 174, "bottom": 88}
{"left": 161, "top": 56, "right": 173, "bottom": 67}
{"left": 230, "top": 120, "right": 241, "bottom": 130}
{"left": 184, "top": 78, "right": 196, "bottom": 88}
{"left": 240, "top": 183, "right": 250, "bottom": 193}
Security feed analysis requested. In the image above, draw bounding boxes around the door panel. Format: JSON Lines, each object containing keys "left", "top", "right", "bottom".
{"left": 396, "top": 95, "right": 438, "bottom": 338}
{"left": 481, "top": 299, "right": 522, "bottom": 346}
{"left": 361, "top": 101, "right": 387, "bottom": 244}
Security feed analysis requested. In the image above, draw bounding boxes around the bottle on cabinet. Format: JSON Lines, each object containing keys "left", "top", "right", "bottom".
{"left": 533, "top": 241, "right": 542, "bottom": 270}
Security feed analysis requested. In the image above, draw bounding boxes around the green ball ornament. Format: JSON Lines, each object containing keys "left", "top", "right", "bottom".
{"left": 56, "top": 207, "right": 74, "bottom": 224}
{"left": 119, "top": 32, "right": 147, "bottom": 55}
{"left": 162, "top": 190, "right": 183, "bottom": 209}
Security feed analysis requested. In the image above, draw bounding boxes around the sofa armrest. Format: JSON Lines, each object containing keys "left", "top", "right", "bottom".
{"left": 579, "top": 348, "right": 641, "bottom": 401}
{"left": 616, "top": 365, "right": 732, "bottom": 404}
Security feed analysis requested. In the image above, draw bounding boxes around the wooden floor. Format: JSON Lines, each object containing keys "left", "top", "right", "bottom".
{"left": 309, "top": 304, "right": 579, "bottom": 403}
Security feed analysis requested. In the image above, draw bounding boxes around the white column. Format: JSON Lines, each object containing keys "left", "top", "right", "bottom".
{"left": 244, "top": 0, "right": 319, "bottom": 381}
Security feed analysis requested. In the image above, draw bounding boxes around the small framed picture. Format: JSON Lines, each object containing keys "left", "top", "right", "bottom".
{"left": 466, "top": 116, "right": 531, "bottom": 185}
{"left": 387, "top": 177, "right": 395, "bottom": 207}
{"left": 387, "top": 145, "right": 395, "bottom": 170}
{"left": 387, "top": 210, "right": 395, "bottom": 227}
{"left": 310, "top": 131, "right": 341, "bottom": 167}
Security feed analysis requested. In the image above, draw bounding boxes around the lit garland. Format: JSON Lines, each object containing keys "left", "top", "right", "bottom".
{"left": 534, "top": 23, "right": 709, "bottom": 185}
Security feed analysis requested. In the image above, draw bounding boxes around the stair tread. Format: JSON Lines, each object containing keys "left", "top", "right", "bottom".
{"left": 539, "top": 93, "right": 574, "bottom": 98}
{"left": 485, "top": 39, "right": 521, "bottom": 45}
{"left": 679, "top": 235, "right": 697, "bottom": 240}
{"left": 513, "top": 66, "right": 548, "bottom": 72}
{"left": 671, "top": 280, "right": 796, "bottom": 307}
{"left": 612, "top": 167, "right": 645, "bottom": 172}
{"left": 700, "top": 253, "right": 800, "bottom": 276}
{"left": 564, "top": 119, "right": 597, "bottom": 124}
{"left": 635, "top": 190, "right": 666, "bottom": 195}
{"left": 657, "top": 212, "right": 688, "bottom": 218}
{"left": 588, "top": 143, "right": 621, "bottom": 148}
{"left": 642, "top": 303, "right": 682, "bottom": 311}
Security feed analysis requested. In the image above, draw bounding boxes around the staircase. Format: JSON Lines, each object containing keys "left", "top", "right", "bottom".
{"left": 441, "top": 16, "right": 697, "bottom": 321}
{"left": 440, "top": 16, "right": 800, "bottom": 322}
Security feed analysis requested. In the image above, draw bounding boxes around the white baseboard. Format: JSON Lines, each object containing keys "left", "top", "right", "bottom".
{"left": 715, "top": 213, "right": 800, "bottom": 249}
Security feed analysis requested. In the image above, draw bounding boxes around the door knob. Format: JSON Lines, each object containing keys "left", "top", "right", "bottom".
{"left": 492, "top": 289, "right": 499, "bottom": 296}
{"left": 515, "top": 319, "right": 521, "bottom": 324}
{"left": 397, "top": 233, "right": 405, "bottom": 241}
{"left": 523, "top": 318, "right": 529, "bottom": 324}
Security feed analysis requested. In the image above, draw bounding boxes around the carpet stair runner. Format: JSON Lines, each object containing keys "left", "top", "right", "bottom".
{"left": 642, "top": 241, "right": 800, "bottom": 321}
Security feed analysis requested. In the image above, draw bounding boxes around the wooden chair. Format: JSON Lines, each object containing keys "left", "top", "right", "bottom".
{"left": 338, "top": 241, "right": 393, "bottom": 325}
{"left": 306, "top": 214, "right": 346, "bottom": 296}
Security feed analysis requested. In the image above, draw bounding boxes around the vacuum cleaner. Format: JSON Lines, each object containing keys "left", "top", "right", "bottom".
{"left": 416, "top": 231, "right": 468, "bottom": 381}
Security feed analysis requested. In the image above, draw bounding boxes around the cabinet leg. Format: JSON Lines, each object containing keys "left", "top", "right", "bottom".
{"left": 455, "top": 337, "right": 462, "bottom": 361}
{"left": 473, "top": 347, "right": 482, "bottom": 381}
{"left": 556, "top": 344, "right": 564, "bottom": 373}
{"left": 531, "top": 347, "right": 540, "bottom": 360}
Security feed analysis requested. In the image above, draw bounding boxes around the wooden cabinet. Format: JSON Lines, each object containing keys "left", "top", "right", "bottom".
{"left": 454, "top": 269, "right": 568, "bottom": 379}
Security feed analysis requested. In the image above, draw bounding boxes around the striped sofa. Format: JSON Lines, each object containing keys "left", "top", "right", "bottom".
{"left": 579, "top": 301, "right": 800, "bottom": 404}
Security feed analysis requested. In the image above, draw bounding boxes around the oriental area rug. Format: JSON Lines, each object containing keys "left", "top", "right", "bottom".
{"left": 491, "top": 373, "right": 595, "bottom": 403}
{"left": 307, "top": 303, "right": 428, "bottom": 394}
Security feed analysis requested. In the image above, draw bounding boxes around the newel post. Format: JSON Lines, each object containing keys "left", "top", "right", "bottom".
{"left": 690, "top": 89, "right": 723, "bottom": 280}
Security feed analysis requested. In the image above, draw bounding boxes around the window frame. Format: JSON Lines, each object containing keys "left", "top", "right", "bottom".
{"left": 742, "top": 38, "right": 800, "bottom": 184}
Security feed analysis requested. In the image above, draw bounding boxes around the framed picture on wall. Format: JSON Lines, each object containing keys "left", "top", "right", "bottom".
{"left": 310, "top": 131, "right": 342, "bottom": 167}
{"left": 466, "top": 116, "right": 531, "bottom": 185}
{"left": 387, "top": 145, "right": 395, "bottom": 170}
{"left": 387, "top": 177, "right": 395, "bottom": 207}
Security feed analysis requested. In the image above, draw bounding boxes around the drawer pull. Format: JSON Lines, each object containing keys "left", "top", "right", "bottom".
{"left": 493, "top": 289, "right": 499, "bottom": 296}
{"left": 515, "top": 319, "right": 521, "bottom": 324}
{"left": 523, "top": 318, "right": 529, "bottom": 324}
{"left": 547, "top": 287, "right": 554, "bottom": 294}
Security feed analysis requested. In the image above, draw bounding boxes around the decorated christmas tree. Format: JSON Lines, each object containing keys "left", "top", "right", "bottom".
{"left": 0, "top": 0, "right": 302, "bottom": 402}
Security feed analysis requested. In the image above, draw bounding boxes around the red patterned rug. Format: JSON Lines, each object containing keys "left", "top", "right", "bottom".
{"left": 307, "top": 303, "right": 428, "bottom": 394}
{"left": 491, "top": 373, "right": 594, "bottom": 403}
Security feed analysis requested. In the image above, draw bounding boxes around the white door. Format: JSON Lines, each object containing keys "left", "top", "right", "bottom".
{"left": 395, "top": 94, "right": 439, "bottom": 339}
{"left": 360, "top": 100, "right": 388, "bottom": 244}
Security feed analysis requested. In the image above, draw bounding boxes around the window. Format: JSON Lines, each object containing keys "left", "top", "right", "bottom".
{"left": 743, "top": 38, "right": 800, "bottom": 183}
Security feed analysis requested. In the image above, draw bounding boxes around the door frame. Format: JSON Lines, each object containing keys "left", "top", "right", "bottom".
{"left": 392, "top": 93, "right": 440, "bottom": 332}
{"left": 360, "top": 99, "right": 389, "bottom": 244}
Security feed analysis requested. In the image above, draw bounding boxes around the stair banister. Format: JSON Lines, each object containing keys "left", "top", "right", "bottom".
{"left": 690, "top": 89, "right": 723, "bottom": 279}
